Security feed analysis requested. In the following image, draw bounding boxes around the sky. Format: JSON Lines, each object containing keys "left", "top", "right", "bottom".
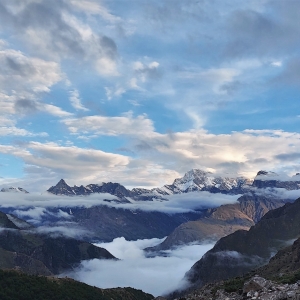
{"left": 1, "top": 0, "right": 300, "bottom": 191}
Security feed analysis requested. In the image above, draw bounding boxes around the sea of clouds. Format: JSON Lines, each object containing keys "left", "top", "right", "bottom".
{"left": 62, "top": 237, "right": 215, "bottom": 297}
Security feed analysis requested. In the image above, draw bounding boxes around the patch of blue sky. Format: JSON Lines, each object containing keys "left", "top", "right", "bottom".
{"left": 0, "top": 154, "right": 24, "bottom": 179}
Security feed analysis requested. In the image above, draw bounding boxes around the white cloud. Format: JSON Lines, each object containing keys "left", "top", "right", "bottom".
{"left": 96, "top": 57, "right": 119, "bottom": 76}
{"left": 0, "top": 126, "right": 48, "bottom": 137}
{"left": 0, "top": 49, "right": 62, "bottom": 94}
{"left": 0, "top": 190, "right": 240, "bottom": 214}
{"left": 32, "top": 224, "right": 90, "bottom": 239}
{"left": 69, "top": 89, "right": 89, "bottom": 111}
{"left": 62, "top": 237, "right": 215, "bottom": 297}
{"left": 70, "top": 0, "right": 122, "bottom": 23}
{"left": 63, "top": 113, "right": 154, "bottom": 136}
{"left": 40, "top": 104, "right": 73, "bottom": 117}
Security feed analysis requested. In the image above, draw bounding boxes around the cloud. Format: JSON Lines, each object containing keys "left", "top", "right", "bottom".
{"left": 32, "top": 223, "right": 90, "bottom": 239}
{"left": 63, "top": 113, "right": 154, "bottom": 136}
{"left": 0, "top": 126, "right": 48, "bottom": 137}
{"left": 0, "top": 189, "right": 240, "bottom": 214}
{"left": 69, "top": 89, "right": 89, "bottom": 111}
{"left": 14, "top": 207, "right": 47, "bottom": 220}
{"left": 0, "top": 49, "right": 62, "bottom": 94}
{"left": 20, "top": 142, "right": 130, "bottom": 180}
{"left": 62, "top": 237, "right": 215, "bottom": 297}
{"left": 2, "top": 127, "right": 300, "bottom": 189}
{"left": 0, "top": 1, "right": 119, "bottom": 76}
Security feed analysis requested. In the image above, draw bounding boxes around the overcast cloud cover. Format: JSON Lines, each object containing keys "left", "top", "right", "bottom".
{"left": 0, "top": 0, "right": 300, "bottom": 191}
{"left": 63, "top": 237, "right": 215, "bottom": 297}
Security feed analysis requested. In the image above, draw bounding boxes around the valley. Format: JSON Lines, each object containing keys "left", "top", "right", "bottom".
{"left": 1, "top": 169, "right": 300, "bottom": 298}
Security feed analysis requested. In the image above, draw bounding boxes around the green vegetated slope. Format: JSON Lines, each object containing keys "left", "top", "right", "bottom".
{"left": 0, "top": 270, "right": 154, "bottom": 300}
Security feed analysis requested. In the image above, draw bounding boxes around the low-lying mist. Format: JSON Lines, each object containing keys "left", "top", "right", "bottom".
{"left": 61, "top": 237, "right": 215, "bottom": 297}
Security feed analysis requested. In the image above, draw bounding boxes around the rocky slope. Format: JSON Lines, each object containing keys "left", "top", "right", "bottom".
{"left": 147, "top": 193, "right": 288, "bottom": 251}
{"left": 0, "top": 210, "right": 115, "bottom": 275}
{"left": 170, "top": 275, "right": 300, "bottom": 300}
{"left": 183, "top": 197, "right": 300, "bottom": 290}
{"left": 72, "top": 205, "right": 201, "bottom": 241}
{"left": 169, "top": 236, "right": 300, "bottom": 299}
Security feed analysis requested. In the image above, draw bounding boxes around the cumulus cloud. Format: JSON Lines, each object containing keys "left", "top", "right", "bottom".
{"left": 2, "top": 127, "right": 300, "bottom": 188}
{"left": 0, "top": 142, "right": 130, "bottom": 181}
{"left": 62, "top": 237, "right": 215, "bottom": 296}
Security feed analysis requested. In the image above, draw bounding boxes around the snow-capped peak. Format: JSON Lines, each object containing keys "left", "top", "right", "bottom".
{"left": 0, "top": 187, "right": 29, "bottom": 193}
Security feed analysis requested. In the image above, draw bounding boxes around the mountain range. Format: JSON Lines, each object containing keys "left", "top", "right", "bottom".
{"left": 46, "top": 169, "right": 252, "bottom": 199}
{"left": 2, "top": 169, "right": 300, "bottom": 244}
{"left": 3, "top": 168, "right": 300, "bottom": 298}
{"left": 147, "top": 192, "right": 289, "bottom": 252}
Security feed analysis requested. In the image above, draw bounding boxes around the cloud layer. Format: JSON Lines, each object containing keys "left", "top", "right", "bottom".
{"left": 63, "top": 237, "right": 215, "bottom": 297}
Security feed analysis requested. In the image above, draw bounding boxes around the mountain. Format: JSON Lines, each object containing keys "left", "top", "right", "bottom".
{"left": 257, "top": 236, "right": 300, "bottom": 280}
{"left": 1, "top": 187, "right": 29, "bottom": 193}
{"left": 160, "top": 169, "right": 250, "bottom": 194}
{"left": 47, "top": 179, "right": 135, "bottom": 201}
{"left": 183, "top": 197, "right": 300, "bottom": 290}
{"left": 47, "top": 169, "right": 251, "bottom": 199}
{"left": 0, "top": 269, "right": 154, "bottom": 300}
{"left": 170, "top": 236, "right": 300, "bottom": 300}
{"left": 146, "top": 193, "right": 289, "bottom": 251}
{"left": 252, "top": 170, "right": 300, "bottom": 189}
{"left": 46, "top": 169, "right": 300, "bottom": 201}
{"left": 0, "top": 210, "right": 116, "bottom": 275}
{"left": 71, "top": 205, "right": 201, "bottom": 241}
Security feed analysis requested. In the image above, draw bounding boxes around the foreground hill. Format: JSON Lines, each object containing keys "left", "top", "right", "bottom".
{"left": 0, "top": 269, "right": 154, "bottom": 300}
{"left": 169, "top": 236, "right": 300, "bottom": 299}
{"left": 183, "top": 197, "right": 300, "bottom": 290}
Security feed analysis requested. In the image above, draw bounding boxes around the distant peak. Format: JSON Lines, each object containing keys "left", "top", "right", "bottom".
{"left": 57, "top": 179, "right": 68, "bottom": 185}
{"left": 256, "top": 170, "right": 269, "bottom": 176}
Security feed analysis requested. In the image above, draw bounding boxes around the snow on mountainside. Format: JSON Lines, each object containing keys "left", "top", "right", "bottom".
{"left": 163, "top": 169, "right": 250, "bottom": 194}
{"left": 252, "top": 170, "right": 300, "bottom": 189}
{"left": 0, "top": 187, "right": 29, "bottom": 193}
{"left": 46, "top": 169, "right": 300, "bottom": 199}
{"left": 47, "top": 169, "right": 251, "bottom": 199}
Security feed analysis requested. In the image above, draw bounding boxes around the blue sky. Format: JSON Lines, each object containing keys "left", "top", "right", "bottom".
{"left": 1, "top": 0, "right": 300, "bottom": 191}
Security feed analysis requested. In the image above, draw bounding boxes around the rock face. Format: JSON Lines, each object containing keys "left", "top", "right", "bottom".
{"left": 174, "top": 275, "right": 300, "bottom": 300}
{"left": 147, "top": 193, "right": 288, "bottom": 251}
{"left": 184, "top": 198, "right": 300, "bottom": 289}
